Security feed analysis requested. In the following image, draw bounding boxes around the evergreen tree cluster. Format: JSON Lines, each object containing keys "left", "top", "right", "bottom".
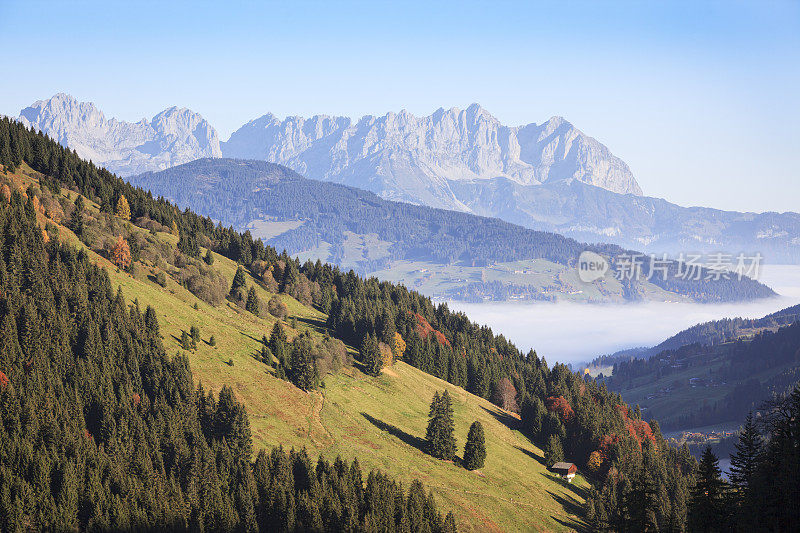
{"left": 0, "top": 118, "right": 706, "bottom": 530}
{"left": 0, "top": 161, "right": 453, "bottom": 531}
{"left": 690, "top": 390, "right": 800, "bottom": 532}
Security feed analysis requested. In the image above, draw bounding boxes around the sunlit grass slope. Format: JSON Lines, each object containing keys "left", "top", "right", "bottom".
{"left": 10, "top": 163, "right": 588, "bottom": 532}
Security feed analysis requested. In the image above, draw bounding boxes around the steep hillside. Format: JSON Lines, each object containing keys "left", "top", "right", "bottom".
{"left": 606, "top": 304, "right": 800, "bottom": 431}
{"left": 0, "top": 119, "right": 699, "bottom": 531}
{"left": 131, "top": 158, "right": 775, "bottom": 304}
{"left": 2, "top": 162, "right": 589, "bottom": 532}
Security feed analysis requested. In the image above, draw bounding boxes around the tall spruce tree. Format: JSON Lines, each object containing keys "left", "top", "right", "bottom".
{"left": 729, "top": 413, "right": 764, "bottom": 527}
{"left": 544, "top": 434, "right": 564, "bottom": 466}
{"left": 426, "top": 390, "right": 456, "bottom": 460}
{"left": 269, "top": 321, "right": 288, "bottom": 372}
{"left": 231, "top": 265, "right": 247, "bottom": 295}
{"left": 288, "top": 332, "right": 317, "bottom": 391}
{"left": 360, "top": 334, "right": 383, "bottom": 377}
{"left": 689, "top": 446, "right": 729, "bottom": 533}
{"left": 246, "top": 286, "right": 260, "bottom": 315}
{"left": 463, "top": 421, "right": 486, "bottom": 470}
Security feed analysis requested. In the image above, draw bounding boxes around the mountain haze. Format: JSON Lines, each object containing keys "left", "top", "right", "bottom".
{"left": 130, "top": 158, "right": 776, "bottom": 304}
{"left": 222, "top": 104, "right": 642, "bottom": 210}
{"left": 18, "top": 93, "right": 221, "bottom": 176}
{"left": 17, "top": 94, "right": 800, "bottom": 262}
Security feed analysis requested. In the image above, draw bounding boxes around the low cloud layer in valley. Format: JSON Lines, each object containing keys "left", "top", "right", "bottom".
{"left": 449, "top": 265, "right": 800, "bottom": 366}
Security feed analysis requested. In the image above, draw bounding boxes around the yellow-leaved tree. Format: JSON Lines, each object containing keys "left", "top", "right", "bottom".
{"left": 393, "top": 331, "right": 406, "bottom": 358}
{"left": 115, "top": 195, "right": 131, "bottom": 220}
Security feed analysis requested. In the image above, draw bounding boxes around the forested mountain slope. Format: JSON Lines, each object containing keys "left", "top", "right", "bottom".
{"left": 0, "top": 168, "right": 455, "bottom": 531}
{"left": 607, "top": 304, "right": 800, "bottom": 431}
{"left": 1, "top": 117, "right": 700, "bottom": 531}
{"left": 131, "top": 158, "right": 774, "bottom": 304}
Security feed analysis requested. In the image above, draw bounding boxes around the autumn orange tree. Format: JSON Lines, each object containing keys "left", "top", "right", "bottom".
{"left": 111, "top": 235, "right": 131, "bottom": 270}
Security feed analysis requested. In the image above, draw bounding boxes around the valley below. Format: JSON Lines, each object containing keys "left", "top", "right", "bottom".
{"left": 448, "top": 264, "right": 800, "bottom": 367}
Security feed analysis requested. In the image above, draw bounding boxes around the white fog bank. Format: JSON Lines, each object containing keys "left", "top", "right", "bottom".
{"left": 448, "top": 265, "right": 800, "bottom": 366}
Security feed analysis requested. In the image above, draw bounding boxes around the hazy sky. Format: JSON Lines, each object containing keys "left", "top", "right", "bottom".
{"left": 1, "top": 1, "right": 798, "bottom": 213}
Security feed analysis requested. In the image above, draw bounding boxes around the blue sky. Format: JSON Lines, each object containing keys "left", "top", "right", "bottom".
{"left": 1, "top": 0, "right": 798, "bottom": 212}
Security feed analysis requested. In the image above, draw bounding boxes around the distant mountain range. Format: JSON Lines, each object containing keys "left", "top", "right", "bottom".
{"left": 129, "top": 158, "right": 775, "bottom": 304}
{"left": 18, "top": 93, "right": 220, "bottom": 176}
{"left": 222, "top": 105, "right": 643, "bottom": 205}
{"left": 16, "top": 94, "right": 800, "bottom": 262}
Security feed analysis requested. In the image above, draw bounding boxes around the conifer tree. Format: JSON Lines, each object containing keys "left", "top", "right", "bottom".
{"left": 246, "top": 287, "right": 260, "bottom": 315}
{"left": 289, "top": 332, "right": 317, "bottom": 391}
{"left": 360, "top": 334, "right": 382, "bottom": 377}
{"left": 269, "top": 321, "right": 288, "bottom": 370}
{"left": 463, "top": 421, "right": 486, "bottom": 470}
{"left": 231, "top": 265, "right": 247, "bottom": 295}
{"left": 70, "top": 195, "right": 84, "bottom": 236}
{"left": 729, "top": 412, "right": 764, "bottom": 526}
{"left": 689, "top": 446, "right": 729, "bottom": 532}
{"left": 544, "top": 434, "right": 564, "bottom": 466}
{"left": 426, "top": 390, "right": 456, "bottom": 460}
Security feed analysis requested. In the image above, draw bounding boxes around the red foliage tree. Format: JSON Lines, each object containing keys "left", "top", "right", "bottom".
{"left": 615, "top": 404, "right": 656, "bottom": 450}
{"left": 412, "top": 313, "right": 451, "bottom": 347}
{"left": 111, "top": 235, "right": 131, "bottom": 270}
{"left": 546, "top": 396, "right": 574, "bottom": 423}
{"left": 0, "top": 371, "right": 8, "bottom": 390}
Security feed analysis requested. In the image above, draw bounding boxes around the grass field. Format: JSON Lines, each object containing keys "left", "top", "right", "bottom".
{"left": 104, "top": 248, "right": 590, "bottom": 531}
{"left": 11, "top": 164, "right": 589, "bottom": 532}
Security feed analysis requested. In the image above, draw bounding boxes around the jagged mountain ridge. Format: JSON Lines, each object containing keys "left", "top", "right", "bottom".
{"left": 17, "top": 94, "right": 800, "bottom": 263}
{"left": 18, "top": 93, "right": 221, "bottom": 176}
{"left": 221, "top": 104, "right": 642, "bottom": 209}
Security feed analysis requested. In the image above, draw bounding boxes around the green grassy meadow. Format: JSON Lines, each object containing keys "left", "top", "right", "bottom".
{"left": 13, "top": 164, "right": 589, "bottom": 532}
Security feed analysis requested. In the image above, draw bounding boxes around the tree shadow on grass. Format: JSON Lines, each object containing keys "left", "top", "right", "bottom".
{"left": 546, "top": 490, "right": 588, "bottom": 532}
{"left": 240, "top": 331, "right": 262, "bottom": 343}
{"left": 361, "top": 412, "right": 428, "bottom": 455}
{"left": 541, "top": 472, "right": 591, "bottom": 501}
{"left": 480, "top": 405, "right": 521, "bottom": 431}
{"left": 514, "top": 444, "right": 548, "bottom": 468}
{"left": 552, "top": 514, "right": 588, "bottom": 533}
{"left": 296, "top": 315, "right": 327, "bottom": 333}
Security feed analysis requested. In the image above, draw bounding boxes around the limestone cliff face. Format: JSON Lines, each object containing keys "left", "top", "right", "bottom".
{"left": 222, "top": 104, "right": 641, "bottom": 210}
{"left": 19, "top": 93, "right": 221, "bottom": 176}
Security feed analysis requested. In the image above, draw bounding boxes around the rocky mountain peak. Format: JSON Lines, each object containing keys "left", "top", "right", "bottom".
{"left": 18, "top": 94, "right": 221, "bottom": 176}
{"left": 222, "top": 104, "right": 643, "bottom": 207}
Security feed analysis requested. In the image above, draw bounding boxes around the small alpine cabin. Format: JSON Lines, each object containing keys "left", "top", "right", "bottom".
{"left": 550, "top": 462, "right": 577, "bottom": 482}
